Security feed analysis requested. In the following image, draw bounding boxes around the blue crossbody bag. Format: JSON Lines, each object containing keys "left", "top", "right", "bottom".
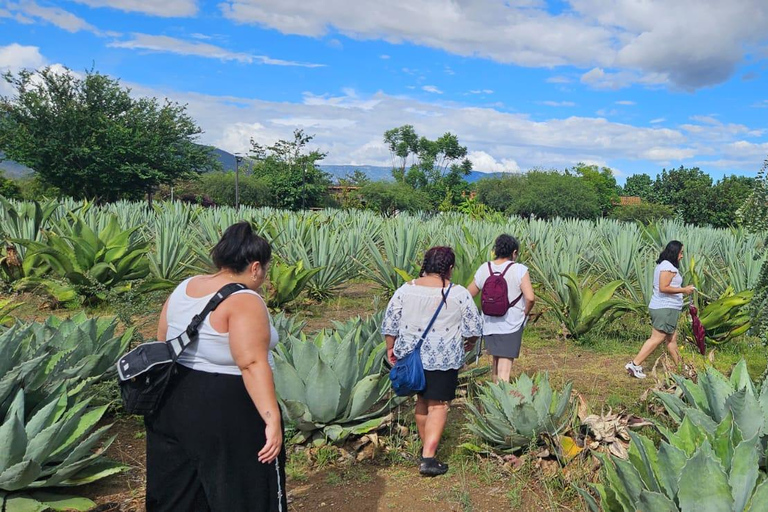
{"left": 389, "top": 283, "right": 452, "bottom": 396}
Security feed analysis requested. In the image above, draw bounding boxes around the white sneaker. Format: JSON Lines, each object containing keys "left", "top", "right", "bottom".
{"left": 625, "top": 361, "right": 646, "bottom": 379}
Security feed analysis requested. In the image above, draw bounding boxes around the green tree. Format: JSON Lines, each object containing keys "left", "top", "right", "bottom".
{"left": 0, "top": 67, "right": 216, "bottom": 202}
{"left": 511, "top": 171, "right": 601, "bottom": 219}
{"left": 338, "top": 169, "right": 371, "bottom": 187}
{"left": 249, "top": 129, "right": 331, "bottom": 210}
{"left": 609, "top": 202, "right": 676, "bottom": 224}
{"left": 475, "top": 174, "right": 525, "bottom": 212}
{"left": 383, "top": 125, "right": 473, "bottom": 209}
{"left": 359, "top": 181, "right": 432, "bottom": 214}
{"left": 571, "top": 163, "right": 619, "bottom": 216}
{"left": 623, "top": 173, "right": 654, "bottom": 201}
{"left": 0, "top": 171, "right": 20, "bottom": 199}
{"left": 706, "top": 175, "right": 755, "bottom": 228}
{"left": 652, "top": 166, "right": 713, "bottom": 225}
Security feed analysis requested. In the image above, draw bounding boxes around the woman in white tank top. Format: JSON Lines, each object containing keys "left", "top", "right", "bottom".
{"left": 145, "top": 222, "right": 287, "bottom": 512}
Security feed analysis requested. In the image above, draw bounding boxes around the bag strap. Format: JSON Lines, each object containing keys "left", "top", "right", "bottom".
{"left": 167, "top": 282, "right": 248, "bottom": 359}
{"left": 509, "top": 293, "right": 524, "bottom": 309}
{"left": 415, "top": 283, "right": 453, "bottom": 351}
{"left": 499, "top": 261, "right": 515, "bottom": 277}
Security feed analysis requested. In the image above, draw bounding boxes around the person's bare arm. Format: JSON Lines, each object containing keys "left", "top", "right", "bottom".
{"left": 157, "top": 297, "right": 170, "bottom": 341}
{"left": 520, "top": 271, "right": 536, "bottom": 317}
{"left": 228, "top": 294, "right": 282, "bottom": 464}
{"left": 385, "top": 335, "right": 397, "bottom": 365}
{"left": 467, "top": 282, "right": 480, "bottom": 298}
{"left": 659, "top": 271, "right": 695, "bottom": 295}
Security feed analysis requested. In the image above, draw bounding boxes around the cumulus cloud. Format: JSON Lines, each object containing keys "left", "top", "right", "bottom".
{"left": 218, "top": 0, "right": 768, "bottom": 90}
{"left": 71, "top": 0, "right": 198, "bottom": 17}
{"left": 0, "top": 43, "right": 46, "bottom": 95}
{"left": 108, "top": 34, "right": 325, "bottom": 67}
{"left": 118, "top": 84, "right": 764, "bottom": 175}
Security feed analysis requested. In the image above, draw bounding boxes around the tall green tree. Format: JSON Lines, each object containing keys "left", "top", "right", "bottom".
{"left": 653, "top": 166, "right": 713, "bottom": 225}
{"left": 250, "top": 129, "right": 331, "bottom": 210}
{"left": 383, "top": 125, "right": 473, "bottom": 209}
{"left": 623, "top": 173, "right": 654, "bottom": 201}
{"left": 571, "top": 163, "right": 620, "bottom": 216}
{"left": 511, "top": 171, "right": 601, "bottom": 219}
{"left": 706, "top": 175, "right": 755, "bottom": 228}
{"left": 0, "top": 67, "right": 216, "bottom": 202}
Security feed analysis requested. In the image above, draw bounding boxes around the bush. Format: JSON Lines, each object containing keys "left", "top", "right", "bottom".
{"left": 157, "top": 172, "right": 271, "bottom": 207}
{"left": 511, "top": 171, "right": 601, "bottom": 219}
{"left": 360, "top": 181, "right": 432, "bottom": 214}
{"left": 475, "top": 174, "right": 524, "bottom": 212}
{"left": 609, "top": 202, "right": 675, "bottom": 224}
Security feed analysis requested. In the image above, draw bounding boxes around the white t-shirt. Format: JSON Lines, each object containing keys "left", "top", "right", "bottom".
{"left": 473, "top": 261, "right": 529, "bottom": 334}
{"left": 649, "top": 260, "right": 683, "bottom": 310}
{"left": 168, "top": 278, "right": 279, "bottom": 375}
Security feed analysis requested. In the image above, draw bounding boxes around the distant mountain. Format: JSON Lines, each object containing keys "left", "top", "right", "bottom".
{"left": 319, "top": 164, "right": 505, "bottom": 184}
{"left": 0, "top": 153, "right": 32, "bottom": 178}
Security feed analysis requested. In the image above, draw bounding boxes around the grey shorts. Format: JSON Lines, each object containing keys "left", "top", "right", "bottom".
{"left": 483, "top": 328, "right": 523, "bottom": 358}
{"left": 649, "top": 308, "right": 681, "bottom": 334}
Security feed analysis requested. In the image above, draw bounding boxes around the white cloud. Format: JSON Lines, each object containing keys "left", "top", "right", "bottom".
{"left": 616, "top": 100, "right": 635, "bottom": 105}
{"left": 650, "top": 118, "right": 666, "bottom": 124}
{"left": 422, "top": 85, "right": 443, "bottom": 94}
{"left": 3, "top": 0, "right": 103, "bottom": 34}
{"left": 752, "top": 100, "right": 768, "bottom": 108}
{"left": 468, "top": 89, "right": 493, "bottom": 94}
{"left": 108, "top": 34, "right": 325, "bottom": 67}
{"left": 0, "top": 43, "right": 46, "bottom": 95}
{"left": 468, "top": 151, "right": 520, "bottom": 173}
{"left": 218, "top": 0, "right": 768, "bottom": 90}
{"left": 546, "top": 75, "right": 572, "bottom": 84}
{"left": 119, "top": 85, "right": 765, "bottom": 177}
{"left": 380, "top": 54, "right": 390, "bottom": 59}
{"left": 540, "top": 100, "right": 576, "bottom": 107}
{"left": 70, "top": 0, "right": 198, "bottom": 17}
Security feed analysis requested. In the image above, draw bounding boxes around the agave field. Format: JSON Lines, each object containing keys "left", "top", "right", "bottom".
{"left": 0, "top": 197, "right": 766, "bottom": 511}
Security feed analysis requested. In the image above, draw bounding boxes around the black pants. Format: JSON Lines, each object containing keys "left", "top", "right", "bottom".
{"left": 145, "top": 365, "right": 287, "bottom": 512}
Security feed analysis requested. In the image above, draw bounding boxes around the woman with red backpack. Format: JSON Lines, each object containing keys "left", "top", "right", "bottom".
{"left": 468, "top": 234, "right": 536, "bottom": 383}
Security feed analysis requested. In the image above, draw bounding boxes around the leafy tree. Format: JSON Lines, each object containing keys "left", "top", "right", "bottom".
{"left": 609, "top": 202, "right": 676, "bottom": 224}
{"left": 706, "top": 175, "right": 755, "bottom": 228}
{"left": 511, "top": 171, "right": 601, "bottom": 219}
{"left": 250, "top": 130, "right": 331, "bottom": 210}
{"left": 738, "top": 162, "right": 768, "bottom": 348}
{"left": 338, "top": 169, "right": 371, "bottom": 187}
{"left": 384, "top": 125, "right": 473, "bottom": 208}
{"left": 0, "top": 171, "right": 20, "bottom": 199}
{"left": 652, "top": 166, "right": 713, "bottom": 225}
{"left": 359, "top": 181, "right": 432, "bottom": 214}
{"left": 623, "top": 173, "right": 654, "bottom": 201}
{"left": 0, "top": 67, "right": 217, "bottom": 202}
{"left": 571, "top": 163, "right": 620, "bottom": 216}
{"left": 475, "top": 174, "right": 525, "bottom": 212}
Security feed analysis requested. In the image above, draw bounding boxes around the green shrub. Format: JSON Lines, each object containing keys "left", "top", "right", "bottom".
{"left": 359, "top": 181, "right": 432, "bottom": 213}
{"left": 610, "top": 202, "right": 676, "bottom": 224}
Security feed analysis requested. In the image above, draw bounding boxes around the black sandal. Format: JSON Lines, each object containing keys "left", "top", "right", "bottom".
{"left": 419, "top": 457, "right": 448, "bottom": 476}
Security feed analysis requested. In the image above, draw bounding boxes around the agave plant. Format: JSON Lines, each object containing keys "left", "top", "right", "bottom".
{"left": 143, "top": 211, "right": 198, "bottom": 290}
{"left": 16, "top": 213, "right": 149, "bottom": 303}
{"left": 271, "top": 311, "right": 307, "bottom": 341}
{"left": 580, "top": 412, "right": 768, "bottom": 512}
{"left": 0, "top": 314, "right": 132, "bottom": 415}
{"left": 654, "top": 360, "right": 768, "bottom": 466}
{"left": 465, "top": 372, "right": 574, "bottom": 452}
{"left": 539, "top": 273, "right": 641, "bottom": 339}
{"left": 360, "top": 219, "right": 424, "bottom": 293}
{"left": 694, "top": 289, "right": 754, "bottom": 344}
{"left": 273, "top": 324, "right": 400, "bottom": 443}
{"left": 0, "top": 389, "right": 127, "bottom": 511}
{"left": 0, "top": 299, "right": 21, "bottom": 327}
{"left": 265, "top": 259, "right": 322, "bottom": 309}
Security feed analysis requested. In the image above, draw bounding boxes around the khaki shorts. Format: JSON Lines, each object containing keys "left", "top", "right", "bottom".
{"left": 649, "top": 308, "right": 681, "bottom": 334}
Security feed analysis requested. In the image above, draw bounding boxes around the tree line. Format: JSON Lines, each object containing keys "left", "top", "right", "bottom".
{"left": 0, "top": 66, "right": 760, "bottom": 228}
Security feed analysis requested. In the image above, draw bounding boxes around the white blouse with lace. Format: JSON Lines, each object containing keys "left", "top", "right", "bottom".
{"left": 381, "top": 282, "right": 483, "bottom": 371}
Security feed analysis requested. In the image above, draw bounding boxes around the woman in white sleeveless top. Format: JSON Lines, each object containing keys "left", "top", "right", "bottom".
{"left": 145, "top": 222, "right": 286, "bottom": 512}
{"left": 625, "top": 240, "right": 695, "bottom": 379}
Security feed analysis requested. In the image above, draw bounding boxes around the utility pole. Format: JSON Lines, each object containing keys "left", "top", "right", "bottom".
{"left": 235, "top": 153, "right": 243, "bottom": 210}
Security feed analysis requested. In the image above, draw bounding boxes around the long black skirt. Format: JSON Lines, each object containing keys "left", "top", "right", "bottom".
{"left": 144, "top": 365, "right": 287, "bottom": 512}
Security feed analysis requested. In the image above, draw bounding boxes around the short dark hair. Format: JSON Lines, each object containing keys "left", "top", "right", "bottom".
{"left": 657, "top": 240, "right": 683, "bottom": 269}
{"left": 493, "top": 234, "right": 519, "bottom": 259}
{"left": 210, "top": 221, "right": 271, "bottom": 273}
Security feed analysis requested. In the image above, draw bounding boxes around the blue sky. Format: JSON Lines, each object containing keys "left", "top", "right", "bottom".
{"left": 2, "top": 0, "right": 768, "bottom": 183}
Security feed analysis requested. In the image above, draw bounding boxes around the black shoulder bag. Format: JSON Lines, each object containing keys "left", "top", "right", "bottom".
{"left": 117, "top": 283, "right": 247, "bottom": 416}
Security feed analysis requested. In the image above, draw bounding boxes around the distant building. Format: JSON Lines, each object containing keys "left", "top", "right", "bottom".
{"left": 618, "top": 196, "right": 642, "bottom": 206}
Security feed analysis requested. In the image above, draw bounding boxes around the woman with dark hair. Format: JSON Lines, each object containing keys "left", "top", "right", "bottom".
{"left": 625, "top": 240, "right": 695, "bottom": 379}
{"left": 468, "top": 234, "right": 536, "bottom": 383}
{"left": 381, "top": 246, "right": 482, "bottom": 476}
{"left": 145, "top": 221, "right": 287, "bottom": 511}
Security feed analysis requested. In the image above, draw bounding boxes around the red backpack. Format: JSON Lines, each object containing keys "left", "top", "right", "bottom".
{"left": 480, "top": 262, "right": 523, "bottom": 317}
